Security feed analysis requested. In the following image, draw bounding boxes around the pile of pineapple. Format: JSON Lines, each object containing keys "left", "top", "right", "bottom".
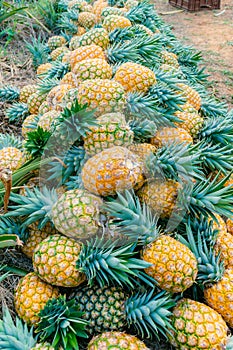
{"left": 1, "top": 0, "right": 233, "bottom": 348}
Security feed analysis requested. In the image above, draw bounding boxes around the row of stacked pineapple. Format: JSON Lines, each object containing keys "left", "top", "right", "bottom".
{"left": 1, "top": 0, "right": 233, "bottom": 348}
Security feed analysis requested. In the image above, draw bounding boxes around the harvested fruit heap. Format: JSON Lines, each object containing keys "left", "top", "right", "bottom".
{"left": 1, "top": 0, "right": 233, "bottom": 349}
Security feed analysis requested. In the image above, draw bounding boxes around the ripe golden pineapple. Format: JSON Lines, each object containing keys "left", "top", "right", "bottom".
{"left": 14, "top": 272, "right": 60, "bottom": 325}
{"left": 60, "top": 72, "right": 78, "bottom": 87}
{"left": 101, "top": 7, "right": 124, "bottom": 19}
{"left": 81, "top": 146, "right": 143, "bottom": 196}
{"left": 72, "top": 58, "right": 113, "bottom": 83}
{"left": 33, "top": 234, "right": 86, "bottom": 287}
{"left": 78, "top": 27, "right": 110, "bottom": 49}
{"left": 70, "top": 44, "right": 105, "bottom": 70}
{"left": 93, "top": 0, "right": 108, "bottom": 21}
{"left": 38, "top": 100, "right": 51, "bottom": 115}
{"left": 83, "top": 112, "right": 133, "bottom": 156}
{"left": 142, "top": 235, "right": 198, "bottom": 293}
{"left": 169, "top": 298, "right": 229, "bottom": 349}
{"left": 68, "top": 0, "right": 88, "bottom": 10}
{"left": 37, "top": 63, "right": 53, "bottom": 76}
{"left": 21, "top": 221, "right": 57, "bottom": 259}
{"left": 174, "top": 108, "right": 204, "bottom": 138}
{"left": 46, "top": 84, "right": 73, "bottom": 110}
{"left": 27, "top": 91, "right": 47, "bottom": 114}
{"left": 114, "top": 62, "right": 156, "bottom": 94}
{"left": 137, "top": 179, "right": 181, "bottom": 219}
{"left": 78, "top": 79, "right": 126, "bottom": 116}
{"left": 215, "top": 230, "right": 233, "bottom": 268}
{"left": 102, "top": 15, "right": 132, "bottom": 32}
{"left": 37, "top": 110, "right": 60, "bottom": 131}
{"left": 128, "top": 143, "right": 157, "bottom": 176}
{"left": 160, "top": 50, "right": 179, "bottom": 68}
{"left": 50, "top": 46, "right": 70, "bottom": 61}
{"left": 176, "top": 83, "right": 202, "bottom": 110}
{"left": 226, "top": 218, "right": 233, "bottom": 235}
{"left": 19, "top": 84, "right": 37, "bottom": 103}
{"left": 61, "top": 51, "right": 72, "bottom": 64}
{"left": 21, "top": 114, "right": 38, "bottom": 138}
{"left": 88, "top": 332, "right": 149, "bottom": 349}
{"left": 0, "top": 147, "right": 25, "bottom": 171}
{"left": 204, "top": 268, "right": 233, "bottom": 327}
{"left": 150, "top": 127, "right": 193, "bottom": 147}
{"left": 78, "top": 11, "right": 97, "bottom": 28}
{"left": 47, "top": 36, "right": 67, "bottom": 51}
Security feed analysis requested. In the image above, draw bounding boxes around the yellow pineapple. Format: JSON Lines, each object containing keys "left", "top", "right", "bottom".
{"left": 114, "top": 62, "right": 156, "bottom": 94}
{"left": 169, "top": 298, "right": 228, "bottom": 349}
{"left": 93, "top": 0, "right": 108, "bottom": 21}
{"left": 102, "top": 15, "right": 132, "bottom": 32}
{"left": 226, "top": 218, "right": 233, "bottom": 235}
{"left": 46, "top": 84, "right": 73, "bottom": 110}
{"left": 88, "top": 332, "right": 149, "bottom": 349}
{"left": 204, "top": 268, "right": 233, "bottom": 327}
{"left": 142, "top": 235, "right": 198, "bottom": 293}
{"left": 14, "top": 272, "right": 60, "bottom": 325}
{"left": 27, "top": 91, "right": 47, "bottom": 115}
{"left": 61, "top": 51, "right": 72, "bottom": 64}
{"left": 78, "top": 27, "right": 110, "bottom": 49}
{"left": 33, "top": 234, "right": 86, "bottom": 287}
{"left": 83, "top": 112, "right": 133, "bottom": 156}
{"left": 137, "top": 179, "right": 181, "bottom": 219}
{"left": 127, "top": 143, "right": 157, "bottom": 176}
{"left": 37, "top": 110, "right": 60, "bottom": 131}
{"left": 60, "top": 72, "right": 78, "bottom": 87}
{"left": 78, "top": 12, "right": 97, "bottom": 28}
{"left": 78, "top": 79, "right": 126, "bottom": 116}
{"left": 50, "top": 46, "right": 70, "bottom": 61}
{"left": 21, "top": 114, "right": 38, "bottom": 138}
{"left": 72, "top": 58, "right": 112, "bottom": 84}
{"left": 70, "top": 44, "right": 105, "bottom": 70}
{"left": 176, "top": 83, "right": 202, "bottom": 110}
{"left": 38, "top": 100, "right": 51, "bottom": 115}
{"left": 150, "top": 127, "right": 193, "bottom": 147}
{"left": 81, "top": 146, "right": 143, "bottom": 196}
{"left": 37, "top": 63, "right": 53, "bottom": 76}
{"left": 0, "top": 147, "right": 25, "bottom": 171}
{"left": 160, "top": 50, "right": 179, "bottom": 68}
{"left": 174, "top": 109, "right": 204, "bottom": 138}
{"left": 47, "top": 36, "right": 67, "bottom": 51}
{"left": 68, "top": 0, "right": 88, "bottom": 10}
{"left": 19, "top": 84, "right": 37, "bottom": 103}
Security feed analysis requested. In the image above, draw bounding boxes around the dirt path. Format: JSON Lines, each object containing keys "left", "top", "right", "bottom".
{"left": 154, "top": 0, "right": 233, "bottom": 108}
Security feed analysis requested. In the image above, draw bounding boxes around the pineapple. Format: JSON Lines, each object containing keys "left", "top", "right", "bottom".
{"left": 204, "top": 268, "right": 233, "bottom": 327}
{"left": 60, "top": 72, "right": 78, "bottom": 87}
{"left": 74, "top": 284, "right": 174, "bottom": 336}
{"left": 19, "top": 84, "right": 38, "bottom": 103}
{"left": 93, "top": 0, "right": 108, "bottom": 21}
{"left": 50, "top": 46, "right": 70, "bottom": 61}
{"left": 72, "top": 58, "right": 113, "bottom": 83}
{"left": 226, "top": 218, "right": 233, "bottom": 235}
{"left": 78, "top": 11, "right": 97, "bottom": 28}
{"left": 47, "top": 35, "right": 67, "bottom": 51}
{"left": 78, "top": 27, "right": 110, "bottom": 49}
{"left": 68, "top": 0, "right": 88, "bottom": 10}
{"left": 150, "top": 127, "right": 193, "bottom": 147}
{"left": 102, "top": 15, "right": 132, "bottom": 32}
{"left": 37, "top": 110, "right": 60, "bottom": 131}
{"left": 14, "top": 272, "right": 60, "bottom": 325}
{"left": 69, "top": 35, "right": 81, "bottom": 50}
{"left": 174, "top": 108, "right": 204, "bottom": 138}
{"left": 137, "top": 179, "right": 181, "bottom": 219}
{"left": 69, "top": 44, "right": 105, "bottom": 70}
{"left": 160, "top": 50, "right": 179, "bottom": 68}
{"left": 83, "top": 112, "right": 134, "bottom": 156}
{"left": 176, "top": 83, "right": 202, "bottom": 110}
{"left": 81, "top": 146, "right": 143, "bottom": 196}
{"left": 36, "top": 63, "right": 53, "bottom": 76}
{"left": 46, "top": 84, "right": 73, "bottom": 110}
{"left": 21, "top": 114, "right": 38, "bottom": 138}
{"left": 38, "top": 100, "right": 51, "bottom": 115}
{"left": 0, "top": 84, "right": 37, "bottom": 103}
{"left": 168, "top": 298, "right": 229, "bottom": 349}
{"left": 88, "top": 332, "right": 149, "bottom": 349}
{"left": 78, "top": 79, "right": 126, "bottom": 116}
{"left": 114, "top": 62, "right": 156, "bottom": 94}
{"left": 101, "top": 7, "right": 124, "bottom": 19}
{"left": 0, "top": 133, "right": 25, "bottom": 171}
{"left": 27, "top": 91, "right": 47, "bottom": 115}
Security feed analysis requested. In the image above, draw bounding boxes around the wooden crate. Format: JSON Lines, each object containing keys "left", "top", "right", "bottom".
{"left": 169, "top": 0, "right": 221, "bottom": 11}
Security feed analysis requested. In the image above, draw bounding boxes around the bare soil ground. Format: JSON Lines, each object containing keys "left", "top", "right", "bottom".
{"left": 155, "top": 0, "right": 233, "bottom": 108}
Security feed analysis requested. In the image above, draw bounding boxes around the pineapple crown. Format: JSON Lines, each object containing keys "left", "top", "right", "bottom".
{"left": 177, "top": 173, "right": 233, "bottom": 220}
{"left": 148, "top": 81, "right": 186, "bottom": 110}
{"left": 48, "top": 145, "right": 86, "bottom": 186}
{"left": 109, "top": 26, "right": 147, "bottom": 44}
{"left": 0, "top": 216, "right": 28, "bottom": 241}
{"left": 5, "top": 102, "right": 29, "bottom": 122}
{"left": 24, "top": 127, "right": 52, "bottom": 158}
{"left": 199, "top": 114, "right": 233, "bottom": 146}
{"left": 177, "top": 218, "right": 224, "bottom": 285}
{"left": 126, "top": 92, "right": 180, "bottom": 127}
{"left": 0, "top": 306, "right": 37, "bottom": 350}
{"left": 129, "top": 118, "right": 157, "bottom": 142}
{"left": 146, "top": 142, "right": 203, "bottom": 182}
{"left": 37, "top": 77, "right": 60, "bottom": 95}
{"left": 53, "top": 100, "right": 98, "bottom": 143}
{"left": 199, "top": 95, "right": 228, "bottom": 118}
{"left": 103, "top": 190, "right": 160, "bottom": 245}
{"left": 180, "top": 65, "right": 208, "bottom": 85}
{"left": 39, "top": 61, "right": 69, "bottom": 80}
{"left": 0, "top": 133, "right": 23, "bottom": 151}
{"left": 6, "top": 186, "right": 59, "bottom": 229}
{"left": 125, "top": 289, "right": 175, "bottom": 339}
{"left": 76, "top": 236, "right": 156, "bottom": 288}
{"left": 36, "top": 296, "right": 88, "bottom": 350}
{"left": 57, "top": 13, "right": 78, "bottom": 35}
{"left": 0, "top": 85, "right": 20, "bottom": 102}
{"left": 25, "top": 34, "right": 50, "bottom": 68}
{"left": 199, "top": 140, "right": 233, "bottom": 175}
